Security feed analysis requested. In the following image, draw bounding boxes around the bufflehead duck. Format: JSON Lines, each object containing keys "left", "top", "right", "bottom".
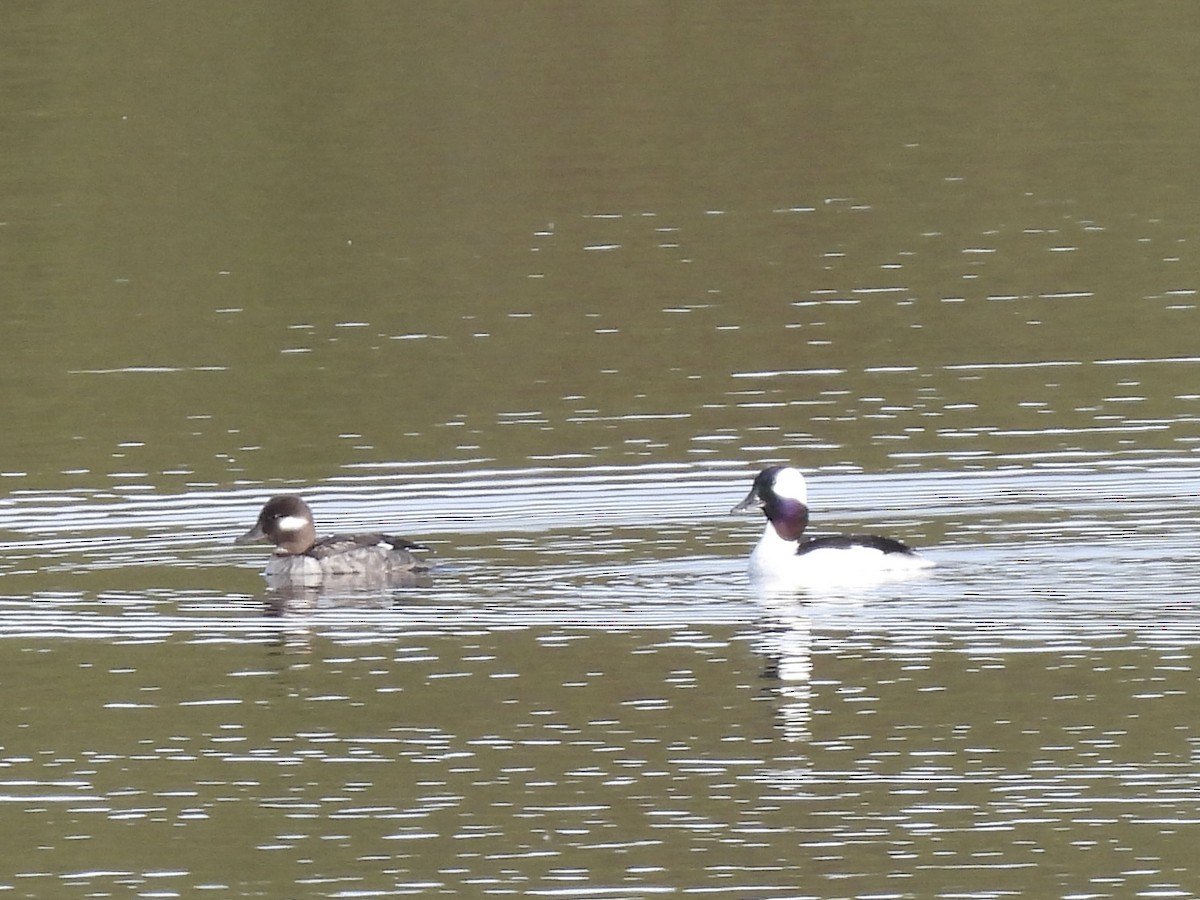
{"left": 235, "top": 495, "right": 430, "bottom": 586}
{"left": 731, "top": 466, "right": 933, "bottom": 585}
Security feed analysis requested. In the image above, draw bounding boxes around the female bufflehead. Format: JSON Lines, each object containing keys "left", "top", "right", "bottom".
{"left": 235, "top": 495, "right": 429, "bottom": 585}
{"left": 731, "top": 466, "right": 933, "bottom": 584}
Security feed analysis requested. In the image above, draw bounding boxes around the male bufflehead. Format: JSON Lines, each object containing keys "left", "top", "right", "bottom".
{"left": 235, "top": 495, "right": 429, "bottom": 585}
{"left": 731, "top": 466, "right": 933, "bottom": 585}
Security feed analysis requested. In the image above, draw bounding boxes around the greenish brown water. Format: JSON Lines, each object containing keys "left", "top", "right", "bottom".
{"left": 3, "top": 2, "right": 1200, "bottom": 897}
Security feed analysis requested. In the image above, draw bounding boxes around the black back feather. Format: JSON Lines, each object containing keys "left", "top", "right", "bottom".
{"left": 796, "top": 534, "right": 917, "bottom": 557}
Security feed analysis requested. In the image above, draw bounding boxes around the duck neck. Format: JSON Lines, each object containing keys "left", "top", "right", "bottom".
{"left": 765, "top": 498, "right": 809, "bottom": 542}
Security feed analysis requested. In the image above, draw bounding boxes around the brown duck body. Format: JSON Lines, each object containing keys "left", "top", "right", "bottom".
{"left": 236, "top": 495, "right": 429, "bottom": 584}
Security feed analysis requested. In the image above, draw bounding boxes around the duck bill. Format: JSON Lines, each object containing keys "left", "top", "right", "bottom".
{"left": 234, "top": 522, "right": 267, "bottom": 545}
{"left": 730, "top": 485, "right": 763, "bottom": 514}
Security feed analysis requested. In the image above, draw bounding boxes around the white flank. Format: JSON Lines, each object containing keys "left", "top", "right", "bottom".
{"left": 749, "top": 524, "right": 933, "bottom": 587}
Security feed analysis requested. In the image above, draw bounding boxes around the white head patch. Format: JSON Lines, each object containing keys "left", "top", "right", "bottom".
{"left": 771, "top": 467, "right": 808, "bottom": 503}
{"left": 276, "top": 514, "right": 309, "bottom": 534}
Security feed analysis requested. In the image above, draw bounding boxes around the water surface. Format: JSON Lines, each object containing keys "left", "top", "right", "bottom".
{"left": 3, "top": 2, "right": 1200, "bottom": 897}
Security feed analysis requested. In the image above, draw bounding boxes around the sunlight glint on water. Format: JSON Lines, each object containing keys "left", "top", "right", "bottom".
{"left": 3, "top": 1, "right": 1200, "bottom": 895}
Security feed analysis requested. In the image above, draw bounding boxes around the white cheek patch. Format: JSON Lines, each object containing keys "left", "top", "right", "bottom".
{"left": 276, "top": 515, "right": 309, "bottom": 533}
{"left": 772, "top": 468, "right": 808, "bottom": 503}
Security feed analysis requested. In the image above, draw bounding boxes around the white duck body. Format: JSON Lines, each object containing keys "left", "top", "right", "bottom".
{"left": 733, "top": 466, "right": 933, "bottom": 587}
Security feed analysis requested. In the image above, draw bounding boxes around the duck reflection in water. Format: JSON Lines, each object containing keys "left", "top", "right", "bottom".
{"left": 235, "top": 495, "right": 433, "bottom": 604}
{"left": 261, "top": 575, "right": 431, "bottom": 619}
{"left": 753, "top": 594, "right": 815, "bottom": 747}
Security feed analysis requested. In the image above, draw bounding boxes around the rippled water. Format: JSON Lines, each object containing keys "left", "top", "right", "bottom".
{"left": 6, "top": 1, "right": 1200, "bottom": 896}
{"left": 2, "top": 462, "right": 1199, "bottom": 896}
